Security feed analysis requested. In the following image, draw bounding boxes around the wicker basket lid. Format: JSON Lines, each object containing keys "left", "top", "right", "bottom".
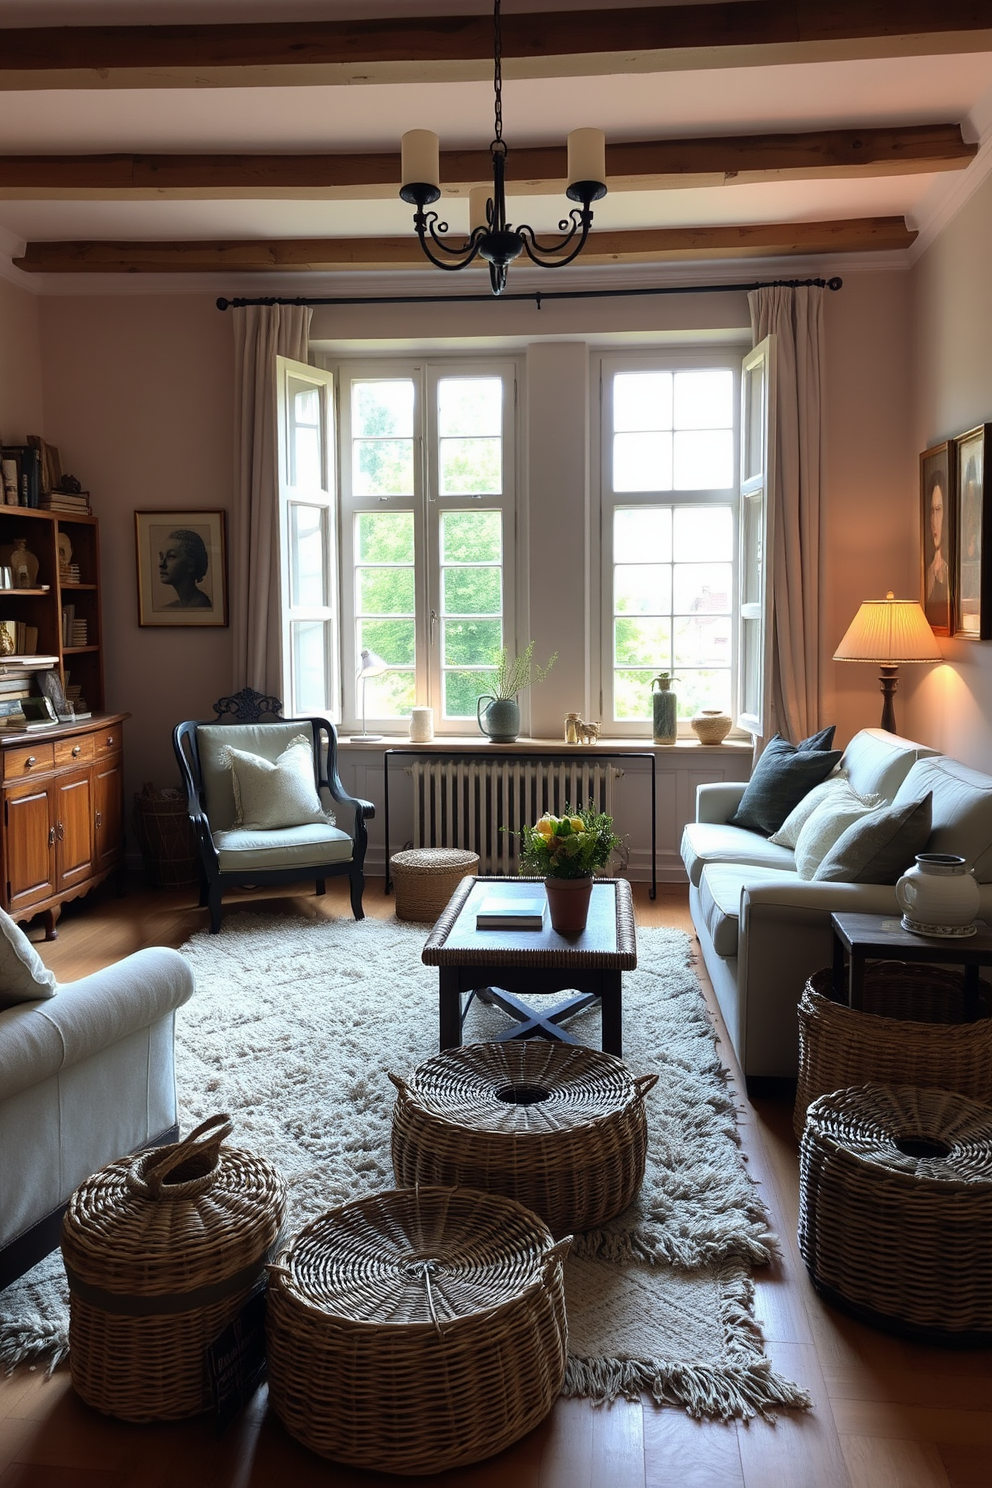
{"left": 61, "top": 1114, "right": 286, "bottom": 1298}
{"left": 390, "top": 848, "right": 479, "bottom": 875}
{"left": 272, "top": 1186, "right": 567, "bottom": 1329}
{"left": 390, "top": 1041, "right": 657, "bottom": 1136}
{"left": 805, "top": 1085, "right": 992, "bottom": 1189}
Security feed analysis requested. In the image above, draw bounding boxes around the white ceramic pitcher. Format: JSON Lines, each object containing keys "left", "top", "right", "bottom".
{"left": 895, "top": 853, "right": 980, "bottom": 937}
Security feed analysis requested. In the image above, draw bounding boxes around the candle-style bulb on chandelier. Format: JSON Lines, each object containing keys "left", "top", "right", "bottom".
{"left": 399, "top": 0, "right": 607, "bottom": 296}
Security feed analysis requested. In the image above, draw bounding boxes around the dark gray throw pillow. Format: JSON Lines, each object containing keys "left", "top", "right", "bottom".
{"left": 814, "top": 793, "right": 933, "bottom": 884}
{"left": 729, "top": 731, "right": 843, "bottom": 836}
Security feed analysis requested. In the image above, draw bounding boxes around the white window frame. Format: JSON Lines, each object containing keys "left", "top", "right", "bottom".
{"left": 595, "top": 347, "right": 743, "bottom": 739}
{"left": 335, "top": 356, "right": 520, "bottom": 735}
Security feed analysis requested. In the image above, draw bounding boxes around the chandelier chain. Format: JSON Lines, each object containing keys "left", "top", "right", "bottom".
{"left": 493, "top": 0, "right": 503, "bottom": 146}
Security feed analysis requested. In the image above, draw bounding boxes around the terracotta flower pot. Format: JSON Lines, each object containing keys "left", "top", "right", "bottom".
{"left": 544, "top": 876, "right": 593, "bottom": 936}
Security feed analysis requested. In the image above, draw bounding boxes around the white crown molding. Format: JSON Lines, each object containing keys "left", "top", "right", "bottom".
{"left": 906, "top": 88, "right": 992, "bottom": 263}
{"left": 0, "top": 226, "right": 29, "bottom": 288}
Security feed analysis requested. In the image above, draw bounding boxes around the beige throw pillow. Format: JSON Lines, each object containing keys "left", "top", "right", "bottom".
{"left": 224, "top": 734, "right": 334, "bottom": 831}
{"left": 794, "top": 792, "right": 881, "bottom": 880}
{"left": 769, "top": 771, "right": 852, "bottom": 848}
{"left": 0, "top": 906, "right": 58, "bottom": 1009}
{"left": 814, "top": 793, "right": 933, "bottom": 884}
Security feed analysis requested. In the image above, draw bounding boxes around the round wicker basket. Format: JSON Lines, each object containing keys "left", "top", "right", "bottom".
{"left": 390, "top": 1041, "right": 658, "bottom": 1236}
{"left": 266, "top": 1186, "right": 569, "bottom": 1476}
{"left": 798, "top": 1084, "right": 992, "bottom": 1340}
{"left": 794, "top": 964, "right": 992, "bottom": 1138}
{"left": 390, "top": 847, "right": 480, "bottom": 922}
{"left": 61, "top": 1115, "right": 286, "bottom": 1422}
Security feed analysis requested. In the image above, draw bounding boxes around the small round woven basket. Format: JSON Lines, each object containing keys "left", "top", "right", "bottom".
{"left": 61, "top": 1115, "right": 286, "bottom": 1422}
{"left": 390, "top": 1041, "right": 658, "bottom": 1235}
{"left": 265, "top": 1186, "right": 569, "bottom": 1476}
{"left": 390, "top": 847, "right": 480, "bottom": 922}
{"left": 798, "top": 1084, "right": 992, "bottom": 1341}
{"left": 793, "top": 964, "right": 992, "bottom": 1139}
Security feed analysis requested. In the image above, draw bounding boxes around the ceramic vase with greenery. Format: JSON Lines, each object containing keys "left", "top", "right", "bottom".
{"left": 476, "top": 642, "right": 557, "bottom": 742}
{"left": 517, "top": 805, "right": 621, "bottom": 934}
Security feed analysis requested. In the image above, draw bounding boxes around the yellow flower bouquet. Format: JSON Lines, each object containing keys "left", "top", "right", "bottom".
{"left": 517, "top": 805, "right": 620, "bottom": 881}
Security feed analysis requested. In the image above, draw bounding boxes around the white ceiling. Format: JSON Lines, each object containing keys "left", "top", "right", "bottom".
{"left": 2, "top": 2, "right": 991, "bottom": 292}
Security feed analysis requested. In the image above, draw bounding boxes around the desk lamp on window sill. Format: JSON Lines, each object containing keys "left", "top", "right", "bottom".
{"left": 833, "top": 592, "right": 942, "bottom": 733}
{"left": 350, "top": 649, "right": 389, "bottom": 742}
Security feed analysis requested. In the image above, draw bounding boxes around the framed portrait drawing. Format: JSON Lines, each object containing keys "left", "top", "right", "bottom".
{"left": 953, "top": 424, "right": 992, "bottom": 640}
{"left": 135, "top": 510, "right": 228, "bottom": 627}
{"left": 920, "top": 442, "right": 954, "bottom": 637}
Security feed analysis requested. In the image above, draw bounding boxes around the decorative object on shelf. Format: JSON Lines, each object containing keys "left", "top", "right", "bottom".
{"left": 952, "top": 422, "right": 992, "bottom": 640}
{"left": 409, "top": 705, "right": 434, "bottom": 743}
{"left": 516, "top": 805, "right": 621, "bottom": 935}
{"left": 1, "top": 461, "right": 17, "bottom": 504}
{"left": 399, "top": 0, "right": 607, "bottom": 297}
{"left": 476, "top": 641, "right": 556, "bottom": 744}
{"left": 134, "top": 509, "right": 229, "bottom": 627}
{"left": 651, "top": 672, "right": 677, "bottom": 745}
{"left": 690, "top": 707, "right": 733, "bottom": 745}
{"left": 895, "top": 853, "right": 981, "bottom": 938}
{"left": 8, "top": 538, "right": 38, "bottom": 589}
{"left": 57, "top": 531, "right": 73, "bottom": 580}
{"left": 833, "top": 591, "right": 941, "bottom": 733}
{"left": 575, "top": 718, "right": 601, "bottom": 744}
{"left": 351, "top": 648, "right": 388, "bottom": 741}
{"left": 0, "top": 567, "right": 11, "bottom": 591}
{"left": 0, "top": 621, "right": 15, "bottom": 656}
{"left": 564, "top": 711, "right": 581, "bottom": 744}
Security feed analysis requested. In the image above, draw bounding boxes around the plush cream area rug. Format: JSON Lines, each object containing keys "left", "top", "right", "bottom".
{"left": 1, "top": 912, "right": 809, "bottom": 1421}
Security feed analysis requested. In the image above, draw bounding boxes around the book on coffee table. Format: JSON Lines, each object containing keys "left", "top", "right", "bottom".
{"left": 475, "top": 894, "right": 547, "bottom": 931}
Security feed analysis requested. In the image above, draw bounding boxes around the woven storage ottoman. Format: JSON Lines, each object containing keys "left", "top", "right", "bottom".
{"left": 266, "top": 1186, "right": 569, "bottom": 1476}
{"left": 390, "top": 1040, "right": 658, "bottom": 1236}
{"left": 798, "top": 1084, "right": 992, "bottom": 1341}
{"left": 390, "top": 847, "right": 480, "bottom": 922}
{"left": 794, "top": 963, "right": 992, "bottom": 1139}
{"left": 61, "top": 1115, "right": 285, "bottom": 1422}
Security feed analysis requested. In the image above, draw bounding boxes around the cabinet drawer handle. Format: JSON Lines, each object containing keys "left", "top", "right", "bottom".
{"left": 56, "top": 821, "right": 65, "bottom": 842}
{"left": 48, "top": 826, "right": 56, "bottom": 846}
{"left": 25, "top": 755, "right": 37, "bottom": 768}
{"left": 106, "top": 735, "right": 114, "bottom": 746}
{"left": 95, "top": 810, "right": 103, "bottom": 829}
{"left": 72, "top": 745, "right": 81, "bottom": 757}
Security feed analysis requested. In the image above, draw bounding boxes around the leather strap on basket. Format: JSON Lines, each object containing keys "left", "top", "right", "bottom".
{"left": 64, "top": 1243, "right": 278, "bottom": 1317}
{"left": 127, "top": 1113, "right": 234, "bottom": 1200}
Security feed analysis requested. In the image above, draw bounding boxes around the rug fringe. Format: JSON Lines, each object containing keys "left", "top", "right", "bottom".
{"left": 571, "top": 1222, "right": 779, "bottom": 1270}
{"left": 0, "top": 1318, "right": 69, "bottom": 1377}
{"left": 562, "top": 1353, "right": 813, "bottom": 1422}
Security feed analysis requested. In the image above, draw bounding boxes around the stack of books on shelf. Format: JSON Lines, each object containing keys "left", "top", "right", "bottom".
{"left": 71, "top": 618, "right": 88, "bottom": 646}
{"left": 0, "top": 621, "right": 39, "bottom": 655}
{"left": 64, "top": 678, "right": 91, "bottom": 720}
{"left": 41, "top": 489, "right": 91, "bottom": 516}
{"left": 60, "top": 562, "right": 81, "bottom": 583}
{"left": 0, "top": 654, "right": 60, "bottom": 729}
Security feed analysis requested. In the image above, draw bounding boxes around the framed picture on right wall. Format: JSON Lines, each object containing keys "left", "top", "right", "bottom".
{"left": 953, "top": 423, "right": 992, "bottom": 640}
{"left": 920, "top": 441, "right": 953, "bottom": 637}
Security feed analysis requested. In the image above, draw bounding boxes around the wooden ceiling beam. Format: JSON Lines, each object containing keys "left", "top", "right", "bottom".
{"left": 12, "top": 217, "right": 917, "bottom": 274}
{"left": 0, "top": 125, "right": 974, "bottom": 201}
{"left": 1, "top": 4, "right": 990, "bottom": 89}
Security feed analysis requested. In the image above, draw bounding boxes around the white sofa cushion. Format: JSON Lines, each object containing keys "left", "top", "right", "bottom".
{"left": 696, "top": 864, "right": 800, "bottom": 959}
{"left": 0, "top": 907, "right": 57, "bottom": 1010}
{"left": 212, "top": 823, "right": 354, "bottom": 872}
{"left": 680, "top": 822, "right": 796, "bottom": 888}
{"left": 892, "top": 757, "right": 992, "bottom": 881}
{"left": 841, "top": 727, "right": 939, "bottom": 802}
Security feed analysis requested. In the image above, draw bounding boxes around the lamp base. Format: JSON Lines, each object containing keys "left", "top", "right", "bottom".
{"left": 878, "top": 665, "right": 899, "bottom": 734}
{"left": 347, "top": 732, "right": 383, "bottom": 742}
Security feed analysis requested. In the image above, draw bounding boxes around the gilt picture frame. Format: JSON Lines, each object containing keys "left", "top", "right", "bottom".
{"left": 135, "top": 510, "right": 229, "bottom": 627}
{"left": 920, "top": 442, "right": 954, "bottom": 638}
{"left": 953, "top": 424, "right": 992, "bottom": 640}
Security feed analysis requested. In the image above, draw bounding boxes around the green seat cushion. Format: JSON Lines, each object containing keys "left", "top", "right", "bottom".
{"left": 212, "top": 824, "right": 354, "bottom": 873}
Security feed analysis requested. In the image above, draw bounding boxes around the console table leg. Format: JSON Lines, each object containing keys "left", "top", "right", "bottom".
{"left": 438, "top": 969, "right": 462, "bottom": 1050}
{"left": 601, "top": 974, "right": 622, "bottom": 1057}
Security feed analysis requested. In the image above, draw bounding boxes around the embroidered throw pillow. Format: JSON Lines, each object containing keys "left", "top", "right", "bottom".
{"left": 728, "top": 730, "right": 843, "bottom": 837}
{"left": 224, "top": 734, "right": 334, "bottom": 831}
{"left": 0, "top": 906, "right": 58, "bottom": 1009}
{"left": 794, "top": 793, "right": 882, "bottom": 880}
{"left": 814, "top": 794, "right": 933, "bottom": 885}
{"left": 769, "top": 771, "right": 853, "bottom": 848}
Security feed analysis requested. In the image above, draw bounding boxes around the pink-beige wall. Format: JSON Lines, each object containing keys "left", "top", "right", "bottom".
{"left": 37, "top": 294, "right": 235, "bottom": 804}
{"left": 904, "top": 171, "right": 992, "bottom": 771}
{"left": 0, "top": 276, "right": 44, "bottom": 444}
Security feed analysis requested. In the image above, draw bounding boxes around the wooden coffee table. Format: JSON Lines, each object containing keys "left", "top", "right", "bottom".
{"left": 422, "top": 876, "right": 637, "bottom": 1057}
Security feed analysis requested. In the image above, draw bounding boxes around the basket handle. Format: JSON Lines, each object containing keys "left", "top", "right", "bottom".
{"left": 134, "top": 1113, "right": 234, "bottom": 1198}
{"left": 387, "top": 1071, "right": 412, "bottom": 1096}
{"left": 542, "top": 1236, "right": 572, "bottom": 1278}
{"left": 633, "top": 1072, "right": 659, "bottom": 1100}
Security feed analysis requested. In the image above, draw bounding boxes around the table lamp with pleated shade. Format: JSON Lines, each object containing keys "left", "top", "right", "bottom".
{"left": 833, "top": 592, "right": 942, "bottom": 733}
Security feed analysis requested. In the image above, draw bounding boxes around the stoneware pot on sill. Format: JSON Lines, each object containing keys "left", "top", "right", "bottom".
{"left": 690, "top": 708, "right": 732, "bottom": 745}
{"left": 544, "top": 875, "right": 593, "bottom": 936}
{"left": 477, "top": 695, "right": 520, "bottom": 743}
{"left": 895, "top": 853, "right": 981, "bottom": 938}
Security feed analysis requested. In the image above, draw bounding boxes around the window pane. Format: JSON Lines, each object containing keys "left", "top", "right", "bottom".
{"left": 438, "top": 377, "right": 502, "bottom": 436}
{"left": 359, "top": 619, "right": 416, "bottom": 666}
{"left": 357, "top": 511, "right": 414, "bottom": 562}
{"left": 353, "top": 438, "right": 414, "bottom": 496}
{"left": 672, "top": 563, "right": 732, "bottom": 615}
{"left": 291, "top": 620, "right": 328, "bottom": 713}
{"left": 444, "top": 619, "right": 502, "bottom": 666}
{"left": 442, "top": 566, "right": 501, "bottom": 615}
{"left": 614, "top": 507, "right": 671, "bottom": 564}
{"left": 673, "top": 369, "right": 733, "bottom": 430}
{"left": 673, "top": 429, "right": 734, "bottom": 490}
{"left": 441, "top": 510, "right": 501, "bottom": 563}
{"left": 353, "top": 380, "right": 413, "bottom": 438}
{"left": 615, "top": 564, "right": 670, "bottom": 615}
{"left": 614, "top": 617, "right": 671, "bottom": 667}
{"left": 614, "top": 431, "right": 673, "bottom": 492}
{"left": 674, "top": 669, "right": 732, "bottom": 718}
{"left": 363, "top": 671, "right": 416, "bottom": 718}
{"left": 439, "top": 437, "right": 501, "bottom": 495}
{"left": 444, "top": 668, "right": 496, "bottom": 718}
{"left": 674, "top": 615, "right": 733, "bottom": 668}
{"left": 614, "top": 372, "right": 672, "bottom": 432}
{"left": 673, "top": 506, "right": 733, "bottom": 562}
{"left": 288, "top": 377, "right": 323, "bottom": 490}
{"left": 614, "top": 669, "right": 654, "bottom": 720}
{"left": 290, "top": 505, "right": 326, "bottom": 607}
{"left": 357, "top": 566, "right": 415, "bottom": 613}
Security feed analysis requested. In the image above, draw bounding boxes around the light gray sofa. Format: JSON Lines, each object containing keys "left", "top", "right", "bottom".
{"left": 0, "top": 945, "right": 195, "bottom": 1287}
{"left": 680, "top": 728, "right": 992, "bottom": 1085}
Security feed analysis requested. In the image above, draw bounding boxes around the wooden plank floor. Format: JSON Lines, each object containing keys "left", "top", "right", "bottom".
{"left": 2, "top": 875, "right": 990, "bottom": 1488}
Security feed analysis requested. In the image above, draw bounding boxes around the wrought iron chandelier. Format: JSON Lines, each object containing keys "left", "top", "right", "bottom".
{"left": 399, "top": 0, "right": 608, "bottom": 296}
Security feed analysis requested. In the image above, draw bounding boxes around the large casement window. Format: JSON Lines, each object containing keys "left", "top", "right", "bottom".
{"left": 337, "top": 360, "right": 517, "bottom": 733}
{"left": 598, "top": 351, "right": 741, "bottom": 736}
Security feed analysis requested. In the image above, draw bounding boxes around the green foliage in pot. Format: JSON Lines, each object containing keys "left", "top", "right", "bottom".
{"left": 488, "top": 641, "right": 557, "bottom": 700}
{"left": 517, "top": 804, "right": 621, "bottom": 881}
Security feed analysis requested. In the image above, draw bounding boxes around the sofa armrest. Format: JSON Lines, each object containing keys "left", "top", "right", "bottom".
{"left": 0, "top": 947, "right": 194, "bottom": 1102}
{"left": 696, "top": 781, "right": 748, "bottom": 824}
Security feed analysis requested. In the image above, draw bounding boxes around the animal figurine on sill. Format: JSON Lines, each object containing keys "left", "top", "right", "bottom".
{"left": 574, "top": 719, "right": 601, "bottom": 744}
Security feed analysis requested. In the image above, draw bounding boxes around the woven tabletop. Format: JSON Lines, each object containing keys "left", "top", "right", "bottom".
{"left": 422, "top": 876, "right": 637, "bottom": 970}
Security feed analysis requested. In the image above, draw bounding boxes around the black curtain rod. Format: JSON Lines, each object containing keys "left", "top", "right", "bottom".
{"left": 216, "top": 275, "right": 842, "bottom": 311}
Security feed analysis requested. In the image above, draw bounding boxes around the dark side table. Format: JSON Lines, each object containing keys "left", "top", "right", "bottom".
{"left": 422, "top": 876, "right": 637, "bottom": 1056}
{"left": 831, "top": 911, "right": 992, "bottom": 1014}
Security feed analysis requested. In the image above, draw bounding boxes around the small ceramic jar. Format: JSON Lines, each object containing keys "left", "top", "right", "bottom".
{"left": 409, "top": 706, "right": 434, "bottom": 743}
{"left": 690, "top": 708, "right": 732, "bottom": 745}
